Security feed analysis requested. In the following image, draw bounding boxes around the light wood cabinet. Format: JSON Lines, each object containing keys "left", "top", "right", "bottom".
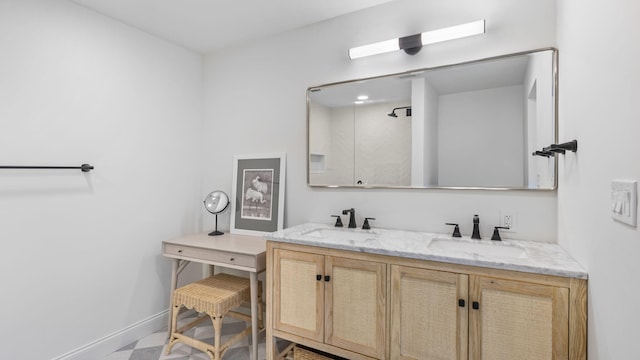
{"left": 390, "top": 266, "right": 571, "bottom": 360}
{"left": 390, "top": 266, "right": 469, "bottom": 360}
{"left": 273, "top": 249, "right": 324, "bottom": 342}
{"left": 272, "top": 248, "right": 386, "bottom": 359}
{"left": 266, "top": 242, "right": 587, "bottom": 360}
{"left": 325, "top": 256, "right": 386, "bottom": 358}
{"left": 469, "top": 276, "right": 569, "bottom": 360}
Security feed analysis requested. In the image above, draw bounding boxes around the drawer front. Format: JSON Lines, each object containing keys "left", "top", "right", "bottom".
{"left": 164, "top": 243, "right": 256, "bottom": 268}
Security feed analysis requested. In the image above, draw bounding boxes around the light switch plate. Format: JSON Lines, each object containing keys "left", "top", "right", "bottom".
{"left": 611, "top": 179, "right": 637, "bottom": 227}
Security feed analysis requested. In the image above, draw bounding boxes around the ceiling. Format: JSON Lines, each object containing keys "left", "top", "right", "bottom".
{"left": 69, "top": 0, "right": 395, "bottom": 53}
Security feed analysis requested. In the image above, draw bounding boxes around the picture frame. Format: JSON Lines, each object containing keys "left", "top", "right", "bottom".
{"left": 230, "top": 153, "right": 286, "bottom": 236}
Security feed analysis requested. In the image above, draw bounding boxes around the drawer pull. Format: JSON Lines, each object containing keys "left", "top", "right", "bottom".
{"left": 177, "top": 250, "right": 183, "bottom": 253}
{"left": 316, "top": 274, "right": 322, "bottom": 281}
{"left": 458, "top": 299, "right": 465, "bottom": 307}
{"left": 324, "top": 275, "right": 331, "bottom": 282}
{"left": 472, "top": 301, "right": 480, "bottom": 310}
{"left": 230, "top": 258, "right": 235, "bottom": 261}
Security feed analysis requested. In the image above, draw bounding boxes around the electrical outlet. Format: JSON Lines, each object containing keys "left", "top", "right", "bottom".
{"left": 504, "top": 214, "right": 514, "bottom": 229}
{"left": 500, "top": 211, "right": 517, "bottom": 232}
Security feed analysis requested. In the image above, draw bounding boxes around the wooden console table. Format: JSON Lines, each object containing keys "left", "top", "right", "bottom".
{"left": 163, "top": 232, "right": 266, "bottom": 360}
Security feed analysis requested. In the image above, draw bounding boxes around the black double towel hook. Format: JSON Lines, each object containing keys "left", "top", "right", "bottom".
{"left": 532, "top": 140, "right": 578, "bottom": 157}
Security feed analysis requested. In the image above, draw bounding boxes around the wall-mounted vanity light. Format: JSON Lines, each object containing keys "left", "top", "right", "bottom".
{"left": 348, "top": 20, "right": 485, "bottom": 60}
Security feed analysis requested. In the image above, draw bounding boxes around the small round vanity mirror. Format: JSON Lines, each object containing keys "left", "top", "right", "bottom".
{"left": 203, "top": 190, "right": 230, "bottom": 236}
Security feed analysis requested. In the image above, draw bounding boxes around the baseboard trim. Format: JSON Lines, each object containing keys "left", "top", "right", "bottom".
{"left": 51, "top": 309, "right": 169, "bottom": 360}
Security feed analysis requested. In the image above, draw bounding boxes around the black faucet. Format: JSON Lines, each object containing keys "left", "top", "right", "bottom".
{"left": 491, "top": 226, "right": 509, "bottom": 241}
{"left": 471, "top": 214, "right": 481, "bottom": 239}
{"left": 342, "top": 208, "right": 357, "bottom": 228}
{"left": 445, "top": 223, "right": 462, "bottom": 237}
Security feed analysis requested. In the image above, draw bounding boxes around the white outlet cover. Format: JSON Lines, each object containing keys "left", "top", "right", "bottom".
{"left": 499, "top": 210, "right": 516, "bottom": 232}
{"left": 611, "top": 179, "right": 637, "bottom": 227}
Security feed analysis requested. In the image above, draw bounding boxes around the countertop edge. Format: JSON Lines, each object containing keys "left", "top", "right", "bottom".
{"left": 265, "top": 224, "right": 588, "bottom": 280}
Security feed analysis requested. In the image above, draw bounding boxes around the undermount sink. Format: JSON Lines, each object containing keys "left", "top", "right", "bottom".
{"left": 428, "top": 238, "right": 527, "bottom": 259}
{"left": 303, "top": 228, "right": 379, "bottom": 242}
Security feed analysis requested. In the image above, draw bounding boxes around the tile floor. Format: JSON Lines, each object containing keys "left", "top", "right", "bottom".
{"left": 104, "top": 311, "right": 274, "bottom": 360}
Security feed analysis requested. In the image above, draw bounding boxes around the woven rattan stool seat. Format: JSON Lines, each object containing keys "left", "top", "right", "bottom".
{"left": 173, "top": 273, "right": 251, "bottom": 315}
{"left": 166, "top": 273, "right": 262, "bottom": 360}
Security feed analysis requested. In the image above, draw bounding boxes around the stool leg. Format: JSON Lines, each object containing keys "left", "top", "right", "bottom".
{"left": 212, "top": 314, "right": 223, "bottom": 360}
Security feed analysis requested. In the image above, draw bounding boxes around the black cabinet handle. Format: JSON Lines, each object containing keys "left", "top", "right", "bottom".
{"left": 458, "top": 299, "right": 466, "bottom": 307}
{"left": 472, "top": 301, "right": 480, "bottom": 310}
{"left": 316, "top": 274, "right": 322, "bottom": 281}
{"left": 324, "top": 275, "right": 331, "bottom": 282}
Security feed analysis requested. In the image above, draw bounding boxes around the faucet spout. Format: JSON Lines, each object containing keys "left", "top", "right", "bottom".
{"left": 471, "top": 214, "right": 481, "bottom": 239}
{"left": 342, "top": 208, "right": 357, "bottom": 228}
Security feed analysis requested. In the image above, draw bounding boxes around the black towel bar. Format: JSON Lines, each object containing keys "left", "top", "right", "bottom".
{"left": 0, "top": 164, "right": 94, "bottom": 172}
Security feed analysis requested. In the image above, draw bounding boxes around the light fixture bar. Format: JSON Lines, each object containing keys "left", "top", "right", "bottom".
{"left": 421, "top": 20, "right": 485, "bottom": 46}
{"left": 348, "top": 19, "right": 485, "bottom": 60}
{"left": 348, "top": 38, "right": 399, "bottom": 60}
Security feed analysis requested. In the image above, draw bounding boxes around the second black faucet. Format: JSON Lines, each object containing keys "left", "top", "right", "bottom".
{"left": 471, "top": 214, "right": 481, "bottom": 239}
{"left": 342, "top": 208, "right": 357, "bottom": 228}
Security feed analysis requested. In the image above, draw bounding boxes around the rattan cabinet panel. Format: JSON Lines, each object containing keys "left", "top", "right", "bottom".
{"left": 390, "top": 266, "right": 469, "bottom": 360}
{"left": 272, "top": 248, "right": 386, "bottom": 359}
{"left": 469, "top": 276, "right": 569, "bottom": 360}
{"left": 325, "top": 256, "right": 386, "bottom": 359}
{"left": 273, "top": 249, "right": 325, "bottom": 342}
{"left": 390, "top": 266, "right": 569, "bottom": 360}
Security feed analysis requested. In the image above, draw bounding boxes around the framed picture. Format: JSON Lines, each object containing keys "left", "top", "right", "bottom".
{"left": 230, "top": 153, "right": 286, "bottom": 236}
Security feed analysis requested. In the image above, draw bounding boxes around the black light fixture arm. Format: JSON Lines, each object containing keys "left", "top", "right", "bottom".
{"left": 0, "top": 163, "right": 94, "bottom": 172}
{"left": 532, "top": 140, "right": 578, "bottom": 157}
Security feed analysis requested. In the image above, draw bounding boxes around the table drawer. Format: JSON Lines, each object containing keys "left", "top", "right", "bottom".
{"left": 164, "top": 243, "right": 257, "bottom": 268}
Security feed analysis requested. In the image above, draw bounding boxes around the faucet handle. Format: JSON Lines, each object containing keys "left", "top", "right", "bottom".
{"left": 491, "top": 226, "right": 510, "bottom": 241}
{"left": 445, "top": 223, "right": 462, "bottom": 237}
{"left": 331, "top": 215, "right": 344, "bottom": 227}
{"left": 362, "top": 217, "right": 376, "bottom": 230}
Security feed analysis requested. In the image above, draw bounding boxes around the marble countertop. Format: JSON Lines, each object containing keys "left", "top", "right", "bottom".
{"left": 265, "top": 223, "right": 587, "bottom": 279}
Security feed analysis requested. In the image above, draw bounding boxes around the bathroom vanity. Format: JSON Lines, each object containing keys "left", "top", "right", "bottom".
{"left": 264, "top": 223, "right": 587, "bottom": 360}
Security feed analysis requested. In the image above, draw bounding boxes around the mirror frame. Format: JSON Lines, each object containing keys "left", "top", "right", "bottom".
{"left": 307, "top": 48, "right": 558, "bottom": 191}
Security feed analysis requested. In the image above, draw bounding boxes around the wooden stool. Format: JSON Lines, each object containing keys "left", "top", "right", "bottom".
{"left": 166, "top": 273, "right": 263, "bottom": 360}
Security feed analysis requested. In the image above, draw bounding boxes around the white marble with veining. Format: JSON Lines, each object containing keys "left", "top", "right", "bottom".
{"left": 265, "top": 223, "right": 587, "bottom": 279}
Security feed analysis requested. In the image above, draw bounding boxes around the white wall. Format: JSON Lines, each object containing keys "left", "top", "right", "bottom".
{"left": 410, "top": 78, "right": 439, "bottom": 187}
{"left": 438, "top": 85, "right": 525, "bottom": 187}
{"left": 557, "top": 0, "right": 640, "bottom": 358}
{"left": 423, "top": 80, "right": 440, "bottom": 186}
{"left": 0, "top": 1, "right": 204, "bottom": 359}
{"left": 204, "top": 0, "right": 558, "bottom": 242}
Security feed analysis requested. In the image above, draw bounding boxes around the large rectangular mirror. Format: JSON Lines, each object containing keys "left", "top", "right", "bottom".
{"left": 307, "top": 48, "right": 557, "bottom": 190}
